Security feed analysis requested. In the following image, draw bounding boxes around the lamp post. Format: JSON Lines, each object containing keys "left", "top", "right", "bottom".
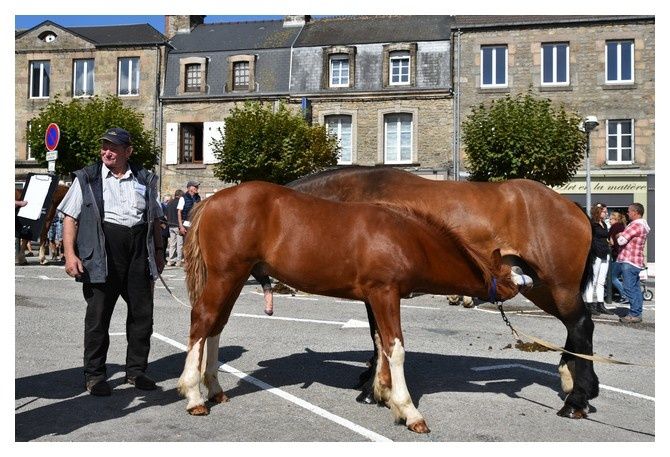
{"left": 583, "top": 116, "right": 599, "bottom": 211}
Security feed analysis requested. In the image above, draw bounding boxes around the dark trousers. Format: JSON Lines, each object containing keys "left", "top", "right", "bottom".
{"left": 83, "top": 222, "right": 153, "bottom": 381}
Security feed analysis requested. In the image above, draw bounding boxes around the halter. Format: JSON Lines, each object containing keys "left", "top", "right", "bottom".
{"left": 488, "top": 277, "right": 497, "bottom": 304}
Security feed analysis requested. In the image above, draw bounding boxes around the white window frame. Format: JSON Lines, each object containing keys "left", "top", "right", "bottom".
{"left": 73, "top": 59, "right": 95, "bottom": 97}
{"left": 325, "top": 115, "right": 353, "bottom": 165}
{"left": 606, "top": 40, "right": 634, "bottom": 84}
{"left": 329, "top": 55, "right": 349, "bottom": 87}
{"left": 389, "top": 51, "right": 410, "bottom": 86}
{"left": 606, "top": 119, "right": 635, "bottom": 164}
{"left": 480, "top": 45, "right": 508, "bottom": 88}
{"left": 541, "top": 43, "right": 570, "bottom": 86}
{"left": 29, "top": 60, "right": 50, "bottom": 99}
{"left": 118, "top": 57, "right": 140, "bottom": 96}
{"left": 384, "top": 113, "right": 413, "bottom": 164}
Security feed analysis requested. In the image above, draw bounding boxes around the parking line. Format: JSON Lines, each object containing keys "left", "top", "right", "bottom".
{"left": 150, "top": 332, "right": 392, "bottom": 442}
{"left": 471, "top": 363, "right": 655, "bottom": 401}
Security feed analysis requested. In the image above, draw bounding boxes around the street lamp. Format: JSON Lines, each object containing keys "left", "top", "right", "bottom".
{"left": 583, "top": 115, "right": 599, "bottom": 211}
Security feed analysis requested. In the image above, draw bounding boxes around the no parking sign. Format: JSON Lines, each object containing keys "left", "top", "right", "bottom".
{"left": 44, "top": 123, "right": 59, "bottom": 172}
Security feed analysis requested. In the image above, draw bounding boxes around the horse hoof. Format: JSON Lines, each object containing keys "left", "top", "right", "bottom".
{"left": 408, "top": 420, "right": 431, "bottom": 434}
{"left": 187, "top": 404, "right": 209, "bottom": 416}
{"left": 356, "top": 390, "right": 376, "bottom": 404}
{"left": 556, "top": 405, "right": 587, "bottom": 419}
{"left": 209, "top": 392, "right": 229, "bottom": 404}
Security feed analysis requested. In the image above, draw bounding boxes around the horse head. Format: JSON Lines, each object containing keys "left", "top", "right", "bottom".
{"left": 490, "top": 248, "right": 533, "bottom": 302}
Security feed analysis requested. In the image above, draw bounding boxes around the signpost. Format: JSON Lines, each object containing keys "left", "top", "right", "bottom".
{"left": 44, "top": 123, "right": 60, "bottom": 175}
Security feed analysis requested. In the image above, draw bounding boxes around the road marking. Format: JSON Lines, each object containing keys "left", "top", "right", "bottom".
{"left": 150, "top": 332, "right": 391, "bottom": 442}
{"left": 232, "top": 313, "right": 369, "bottom": 328}
{"left": 401, "top": 304, "right": 441, "bottom": 310}
{"left": 471, "top": 363, "right": 655, "bottom": 401}
{"left": 249, "top": 291, "right": 318, "bottom": 301}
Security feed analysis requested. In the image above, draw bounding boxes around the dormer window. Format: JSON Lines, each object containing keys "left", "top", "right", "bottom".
{"left": 38, "top": 31, "right": 57, "bottom": 43}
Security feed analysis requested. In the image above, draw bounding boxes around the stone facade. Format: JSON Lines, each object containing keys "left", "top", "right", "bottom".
{"left": 14, "top": 21, "right": 165, "bottom": 180}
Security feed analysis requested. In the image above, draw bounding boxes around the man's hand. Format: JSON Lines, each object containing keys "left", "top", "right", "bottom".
{"left": 64, "top": 254, "right": 84, "bottom": 278}
{"left": 179, "top": 225, "right": 187, "bottom": 236}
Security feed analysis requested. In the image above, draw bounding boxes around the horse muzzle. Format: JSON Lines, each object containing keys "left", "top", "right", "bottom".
{"left": 511, "top": 266, "right": 533, "bottom": 289}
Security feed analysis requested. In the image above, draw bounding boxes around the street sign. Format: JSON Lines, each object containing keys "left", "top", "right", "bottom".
{"left": 45, "top": 123, "right": 60, "bottom": 152}
{"left": 47, "top": 161, "right": 55, "bottom": 173}
{"left": 45, "top": 150, "right": 58, "bottom": 161}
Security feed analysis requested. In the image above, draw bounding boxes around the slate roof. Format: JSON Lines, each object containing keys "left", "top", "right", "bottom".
{"left": 294, "top": 15, "right": 452, "bottom": 47}
{"left": 15, "top": 20, "right": 165, "bottom": 46}
{"left": 453, "top": 15, "right": 655, "bottom": 30}
{"left": 168, "top": 19, "right": 302, "bottom": 53}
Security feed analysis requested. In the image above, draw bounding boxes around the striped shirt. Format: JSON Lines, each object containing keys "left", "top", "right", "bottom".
{"left": 616, "top": 219, "right": 650, "bottom": 268}
{"left": 58, "top": 163, "right": 162, "bottom": 227}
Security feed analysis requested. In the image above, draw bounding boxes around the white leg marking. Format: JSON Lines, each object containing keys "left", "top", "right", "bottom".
{"left": 387, "top": 338, "right": 424, "bottom": 427}
{"left": 558, "top": 360, "right": 575, "bottom": 394}
{"left": 177, "top": 338, "right": 205, "bottom": 410}
{"left": 511, "top": 266, "right": 533, "bottom": 288}
{"left": 203, "top": 334, "right": 224, "bottom": 400}
{"left": 372, "top": 332, "right": 390, "bottom": 403}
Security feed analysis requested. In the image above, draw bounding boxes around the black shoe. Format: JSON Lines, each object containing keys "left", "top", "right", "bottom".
{"left": 86, "top": 379, "right": 112, "bottom": 396}
{"left": 596, "top": 302, "right": 615, "bottom": 315}
{"left": 125, "top": 373, "right": 157, "bottom": 390}
{"left": 586, "top": 302, "right": 600, "bottom": 315}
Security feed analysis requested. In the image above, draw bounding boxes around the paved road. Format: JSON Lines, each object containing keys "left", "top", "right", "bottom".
{"left": 15, "top": 257, "right": 655, "bottom": 442}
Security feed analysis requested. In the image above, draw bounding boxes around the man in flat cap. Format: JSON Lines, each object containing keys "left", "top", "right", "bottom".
{"left": 58, "top": 127, "right": 164, "bottom": 396}
{"left": 177, "top": 180, "right": 201, "bottom": 238}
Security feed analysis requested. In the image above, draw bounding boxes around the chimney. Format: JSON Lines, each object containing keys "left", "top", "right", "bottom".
{"left": 164, "top": 15, "right": 206, "bottom": 39}
{"left": 283, "top": 15, "right": 311, "bottom": 28}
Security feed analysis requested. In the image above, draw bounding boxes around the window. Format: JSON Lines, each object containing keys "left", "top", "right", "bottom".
{"left": 29, "top": 60, "right": 50, "bottom": 98}
{"left": 329, "top": 55, "right": 349, "bottom": 87}
{"left": 185, "top": 63, "right": 202, "bottom": 92}
{"left": 481, "top": 45, "right": 507, "bottom": 87}
{"left": 541, "top": 43, "right": 569, "bottom": 86}
{"left": 73, "top": 59, "right": 95, "bottom": 97}
{"left": 606, "top": 40, "right": 634, "bottom": 84}
{"left": 389, "top": 51, "right": 410, "bottom": 85}
{"left": 384, "top": 114, "right": 413, "bottom": 164}
{"left": 326, "top": 115, "right": 353, "bottom": 164}
{"left": 180, "top": 123, "right": 203, "bottom": 164}
{"left": 227, "top": 55, "right": 255, "bottom": 92}
{"left": 118, "top": 57, "right": 140, "bottom": 96}
{"left": 607, "top": 119, "right": 634, "bottom": 164}
{"left": 233, "top": 61, "right": 249, "bottom": 90}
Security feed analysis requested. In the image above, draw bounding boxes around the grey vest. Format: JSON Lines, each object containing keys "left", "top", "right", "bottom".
{"left": 73, "top": 162, "right": 160, "bottom": 283}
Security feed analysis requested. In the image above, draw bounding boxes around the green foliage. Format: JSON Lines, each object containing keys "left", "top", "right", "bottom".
{"left": 211, "top": 101, "right": 339, "bottom": 184}
{"left": 26, "top": 95, "right": 160, "bottom": 176}
{"left": 461, "top": 91, "right": 587, "bottom": 186}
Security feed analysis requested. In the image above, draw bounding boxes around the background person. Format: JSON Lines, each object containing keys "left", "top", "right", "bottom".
{"left": 607, "top": 211, "right": 627, "bottom": 304}
{"left": 166, "top": 189, "right": 184, "bottom": 266}
{"left": 616, "top": 203, "right": 650, "bottom": 324}
{"left": 58, "top": 127, "right": 164, "bottom": 396}
{"left": 177, "top": 181, "right": 201, "bottom": 236}
{"left": 583, "top": 203, "right": 614, "bottom": 315}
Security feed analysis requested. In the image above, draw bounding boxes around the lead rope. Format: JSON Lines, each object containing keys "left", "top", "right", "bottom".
{"left": 157, "top": 273, "right": 192, "bottom": 309}
{"left": 495, "top": 301, "right": 652, "bottom": 366}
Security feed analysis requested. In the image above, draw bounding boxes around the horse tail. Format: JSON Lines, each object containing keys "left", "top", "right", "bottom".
{"left": 183, "top": 199, "right": 209, "bottom": 308}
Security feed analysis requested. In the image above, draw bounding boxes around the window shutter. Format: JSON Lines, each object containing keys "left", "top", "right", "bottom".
{"left": 165, "top": 123, "right": 179, "bottom": 165}
{"left": 203, "top": 121, "right": 225, "bottom": 164}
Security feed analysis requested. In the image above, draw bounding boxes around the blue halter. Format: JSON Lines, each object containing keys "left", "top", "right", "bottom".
{"left": 489, "top": 277, "right": 498, "bottom": 303}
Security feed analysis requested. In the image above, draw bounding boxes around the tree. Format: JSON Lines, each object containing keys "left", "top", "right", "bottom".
{"left": 211, "top": 101, "right": 339, "bottom": 184}
{"left": 461, "top": 91, "right": 587, "bottom": 186}
{"left": 26, "top": 95, "right": 160, "bottom": 175}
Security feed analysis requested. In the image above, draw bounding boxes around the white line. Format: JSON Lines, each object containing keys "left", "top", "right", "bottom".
{"left": 401, "top": 304, "right": 441, "bottom": 310}
{"left": 151, "top": 332, "right": 391, "bottom": 442}
{"left": 249, "top": 291, "right": 319, "bottom": 301}
{"left": 471, "top": 363, "right": 654, "bottom": 401}
{"left": 232, "top": 312, "right": 345, "bottom": 326}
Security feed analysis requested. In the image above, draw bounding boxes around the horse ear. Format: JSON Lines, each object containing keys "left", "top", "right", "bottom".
{"left": 491, "top": 248, "right": 503, "bottom": 273}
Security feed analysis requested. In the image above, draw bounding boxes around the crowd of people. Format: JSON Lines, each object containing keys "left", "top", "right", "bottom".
{"left": 582, "top": 202, "right": 651, "bottom": 324}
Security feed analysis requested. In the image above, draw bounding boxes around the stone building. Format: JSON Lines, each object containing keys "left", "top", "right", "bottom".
{"left": 452, "top": 15, "right": 655, "bottom": 259}
{"left": 14, "top": 20, "right": 166, "bottom": 180}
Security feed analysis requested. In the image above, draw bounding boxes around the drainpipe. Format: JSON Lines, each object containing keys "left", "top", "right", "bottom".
{"left": 453, "top": 29, "right": 462, "bottom": 181}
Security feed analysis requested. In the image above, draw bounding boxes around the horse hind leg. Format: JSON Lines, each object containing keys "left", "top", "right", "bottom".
{"left": 202, "top": 332, "right": 228, "bottom": 404}
{"left": 178, "top": 271, "right": 247, "bottom": 415}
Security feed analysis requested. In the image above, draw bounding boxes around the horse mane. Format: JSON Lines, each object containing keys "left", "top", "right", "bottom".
{"left": 373, "top": 202, "right": 496, "bottom": 289}
{"left": 183, "top": 198, "right": 209, "bottom": 307}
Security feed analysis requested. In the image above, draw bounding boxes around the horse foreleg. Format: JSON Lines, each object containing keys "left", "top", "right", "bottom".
{"left": 356, "top": 300, "right": 378, "bottom": 404}
{"left": 557, "top": 312, "right": 599, "bottom": 419}
{"left": 369, "top": 290, "right": 429, "bottom": 433}
{"left": 39, "top": 241, "right": 48, "bottom": 264}
{"left": 203, "top": 332, "right": 228, "bottom": 404}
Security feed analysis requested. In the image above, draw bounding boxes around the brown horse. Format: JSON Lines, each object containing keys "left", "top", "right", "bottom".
{"left": 177, "top": 181, "right": 528, "bottom": 433}
{"left": 15, "top": 184, "right": 69, "bottom": 265}
{"left": 283, "top": 166, "right": 596, "bottom": 419}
